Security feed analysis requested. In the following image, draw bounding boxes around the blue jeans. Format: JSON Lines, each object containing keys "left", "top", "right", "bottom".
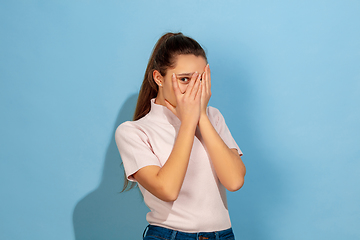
{"left": 143, "top": 225, "right": 235, "bottom": 240}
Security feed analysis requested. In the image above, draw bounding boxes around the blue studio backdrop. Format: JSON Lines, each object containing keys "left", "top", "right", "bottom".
{"left": 1, "top": 1, "right": 359, "bottom": 240}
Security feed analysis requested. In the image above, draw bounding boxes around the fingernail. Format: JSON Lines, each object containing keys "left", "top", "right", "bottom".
{"left": 172, "top": 73, "right": 175, "bottom": 77}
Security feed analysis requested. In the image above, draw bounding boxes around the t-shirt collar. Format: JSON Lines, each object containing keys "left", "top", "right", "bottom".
{"left": 149, "top": 98, "right": 181, "bottom": 126}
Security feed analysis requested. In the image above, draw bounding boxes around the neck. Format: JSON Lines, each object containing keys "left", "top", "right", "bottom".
{"left": 155, "top": 91, "right": 166, "bottom": 106}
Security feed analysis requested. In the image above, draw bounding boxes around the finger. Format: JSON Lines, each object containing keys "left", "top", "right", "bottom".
{"left": 195, "top": 79, "right": 202, "bottom": 101}
{"left": 207, "top": 64, "right": 211, "bottom": 91}
{"left": 190, "top": 73, "right": 202, "bottom": 99}
{"left": 184, "top": 72, "right": 198, "bottom": 97}
{"left": 201, "top": 72, "right": 206, "bottom": 97}
{"left": 171, "top": 73, "right": 182, "bottom": 97}
{"left": 202, "top": 70, "right": 207, "bottom": 95}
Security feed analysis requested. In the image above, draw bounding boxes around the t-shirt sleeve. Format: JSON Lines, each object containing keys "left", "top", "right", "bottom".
{"left": 115, "top": 121, "right": 161, "bottom": 182}
{"left": 207, "top": 107, "right": 243, "bottom": 156}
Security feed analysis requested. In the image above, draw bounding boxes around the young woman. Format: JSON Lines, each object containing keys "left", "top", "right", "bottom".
{"left": 115, "top": 32, "right": 246, "bottom": 240}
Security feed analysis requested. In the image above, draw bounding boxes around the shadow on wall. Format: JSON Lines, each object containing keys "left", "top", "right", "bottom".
{"left": 73, "top": 93, "right": 149, "bottom": 240}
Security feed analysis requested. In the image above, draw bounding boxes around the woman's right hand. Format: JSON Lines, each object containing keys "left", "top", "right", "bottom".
{"left": 165, "top": 72, "right": 202, "bottom": 126}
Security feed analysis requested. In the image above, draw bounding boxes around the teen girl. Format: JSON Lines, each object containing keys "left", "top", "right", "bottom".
{"left": 115, "top": 32, "right": 246, "bottom": 240}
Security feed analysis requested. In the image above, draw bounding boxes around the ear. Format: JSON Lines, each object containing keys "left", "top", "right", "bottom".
{"left": 153, "top": 70, "right": 163, "bottom": 87}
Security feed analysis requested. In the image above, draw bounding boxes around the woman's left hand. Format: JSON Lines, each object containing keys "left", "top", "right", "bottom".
{"left": 200, "top": 64, "right": 211, "bottom": 117}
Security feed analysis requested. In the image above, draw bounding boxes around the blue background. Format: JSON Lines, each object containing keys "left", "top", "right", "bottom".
{"left": 1, "top": 1, "right": 359, "bottom": 239}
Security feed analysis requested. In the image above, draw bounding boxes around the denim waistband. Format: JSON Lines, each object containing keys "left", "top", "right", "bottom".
{"left": 143, "top": 224, "right": 234, "bottom": 240}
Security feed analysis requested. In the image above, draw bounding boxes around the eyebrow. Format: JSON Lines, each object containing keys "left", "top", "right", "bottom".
{"left": 176, "top": 72, "right": 205, "bottom": 77}
{"left": 176, "top": 73, "right": 194, "bottom": 77}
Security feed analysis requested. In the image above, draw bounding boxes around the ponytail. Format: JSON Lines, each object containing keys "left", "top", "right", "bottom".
{"left": 133, "top": 33, "right": 179, "bottom": 121}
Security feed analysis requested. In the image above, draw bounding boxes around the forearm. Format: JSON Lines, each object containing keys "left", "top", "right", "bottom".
{"left": 154, "top": 121, "right": 197, "bottom": 200}
{"left": 198, "top": 114, "right": 246, "bottom": 191}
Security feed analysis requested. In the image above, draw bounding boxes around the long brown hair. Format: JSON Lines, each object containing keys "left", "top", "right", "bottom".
{"left": 121, "top": 32, "right": 207, "bottom": 192}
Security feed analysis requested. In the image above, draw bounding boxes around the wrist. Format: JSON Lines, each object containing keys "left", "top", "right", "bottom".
{"left": 199, "top": 113, "right": 209, "bottom": 125}
{"left": 180, "top": 118, "right": 198, "bottom": 131}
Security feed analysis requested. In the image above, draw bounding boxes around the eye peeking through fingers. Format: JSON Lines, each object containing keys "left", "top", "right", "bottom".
{"left": 175, "top": 71, "right": 204, "bottom": 85}
{"left": 179, "top": 77, "right": 190, "bottom": 83}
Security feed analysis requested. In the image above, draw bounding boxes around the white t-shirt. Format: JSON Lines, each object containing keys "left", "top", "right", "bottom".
{"left": 115, "top": 99, "right": 242, "bottom": 232}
